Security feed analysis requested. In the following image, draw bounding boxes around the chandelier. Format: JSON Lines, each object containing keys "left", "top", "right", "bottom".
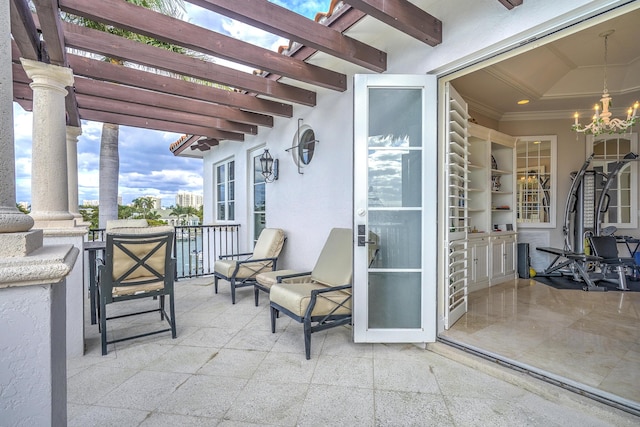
{"left": 572, "top": 30, "right": 639, "bottom": 136}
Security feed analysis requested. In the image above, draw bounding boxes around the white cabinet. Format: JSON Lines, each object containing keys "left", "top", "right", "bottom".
{"left": 468, "top": 236, "right": 490, "bottom": 292}
{"left": 489, "top": 233, "right": 517, "bottom": 284}
{"left": 468, "top": 123, "right": 517, "bottom": 234}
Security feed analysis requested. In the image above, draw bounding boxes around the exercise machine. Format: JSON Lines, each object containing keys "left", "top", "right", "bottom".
{"left": 536, "top": 152, "right": 638, "bottom": 291}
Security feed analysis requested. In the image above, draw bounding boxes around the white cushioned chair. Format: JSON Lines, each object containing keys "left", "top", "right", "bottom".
{"left": 97, "top": 225, "right": 176, "bottom": 355}
{"left": 214, "top": 228, "right": 286, "bottom": 304}
{"left": 269, "top": 228, "right": 352, "bottom": 359}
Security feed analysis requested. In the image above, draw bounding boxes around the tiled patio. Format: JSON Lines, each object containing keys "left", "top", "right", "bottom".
{"left": 67, "top": 277, "right": 638, "bottom": 426}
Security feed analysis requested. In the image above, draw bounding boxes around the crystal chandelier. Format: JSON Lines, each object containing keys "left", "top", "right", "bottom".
{"left": 572, "top": 30, "right": 639, "bottom": 136}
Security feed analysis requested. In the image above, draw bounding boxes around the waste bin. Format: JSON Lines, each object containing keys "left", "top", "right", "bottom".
{"left": 517, "top": 243, "right": 530, "bottom": 279}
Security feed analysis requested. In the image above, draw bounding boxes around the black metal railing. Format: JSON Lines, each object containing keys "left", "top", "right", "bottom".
{"left": 86, "top": 224, "right": 241, "bottom": 279}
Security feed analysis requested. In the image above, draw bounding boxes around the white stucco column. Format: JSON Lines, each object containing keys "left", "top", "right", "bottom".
{"left": 20, "top": 58, "right": 74, "bottom": 227}
{"left": 21, "top": 60, "right": 88, "bottom": 357}
{"left": 0, "top": 0, "right": 33, "bottom": 234}
{"left": 66, "top": 125, "right": 83, "bottom": 221}
{"left": 0, "top": 244, "right": 79, "bottom": 427}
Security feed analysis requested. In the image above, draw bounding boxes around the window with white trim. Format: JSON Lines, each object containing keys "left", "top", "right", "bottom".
{"left": 215, "top": 159, "right": 235, "bottom": 221}
{"left": 586, "top": 133, "right": 638, "bottom": 229}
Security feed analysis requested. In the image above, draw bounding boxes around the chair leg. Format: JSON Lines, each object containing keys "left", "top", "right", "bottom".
{"left": 231, "top": 278, "right": 236, "bottom": 304}
{"left": 270, "top": 306, "right": 277, "bottom": 333}
{"left": 169, "top": 293, "right": 177, "bottom": 339}
{"left": 254, "top": 287, "right": 260, "bottom": 306}
{"left": 214, "top": 276, "right": 219, "bottom": 294}
{"left": 303, "top": 317, "right": 312, "bottom": 360}
{"left": 160, "top": 295, "right": 166, "bottom": 320}
{"left": 100, "top": 300, "right": 108, "bottom": 356}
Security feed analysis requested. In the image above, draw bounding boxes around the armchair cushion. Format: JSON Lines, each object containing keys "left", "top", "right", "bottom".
{"left": 253, "top": 228, "right": 286, "bottom": 259}
{"left": 214, "top": 259, "right": 272, "bottom": 278}
{"left": 270, "top": 282, "right": 351, "bottom": 317}
{"left": 310, "top": 228, "right": 353, "bottom": 286}
{"left": 110, "top": 225, "right": 174, "bottom": 285}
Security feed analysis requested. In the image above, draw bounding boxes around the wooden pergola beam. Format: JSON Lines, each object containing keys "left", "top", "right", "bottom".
{"left": 78, "top": 109, "right": 244, "bottom": 141}
{"left": 73, "top": 77, "right": 270, "bottom": 129}
{"left": 58, "top": 0, "right": 347, "bottom": 91}
{"left": 10, "top": 0, "right": 43, "bottom": 61}
{"left": 30, "top": 0, "right": 81, "bottom": 126}
{"left": 497, "top": 0, "right": 523, "bottom": 10}
{"left": 13, "top": 60, "right": 274, "bottom": 129}
{"left": 67, "top": 54, "right": 293, "bottom": 117}
{"left": 346, "top": 0, "right": 442, "bottom": 46}
{"left": 185, "top": 0, "right": 386, "bottom": 73}
{"left": 75, "top": 93, "right": 257, "bottom": 135}
{"left": 62, "top": 22, "right": 317, "bottom": 107}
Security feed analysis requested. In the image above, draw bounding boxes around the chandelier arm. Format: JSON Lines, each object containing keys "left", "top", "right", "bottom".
{"left": 572, "top": 30, "right": 639, "bottom": 136}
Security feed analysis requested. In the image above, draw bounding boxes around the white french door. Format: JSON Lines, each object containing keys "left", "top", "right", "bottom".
{"left": 353, "top": 74, "right": 437, "bottom": 343}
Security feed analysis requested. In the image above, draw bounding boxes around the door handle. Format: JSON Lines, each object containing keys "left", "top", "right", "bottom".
{"left": 358, "top": 236, "right": 376, "bottom": 246}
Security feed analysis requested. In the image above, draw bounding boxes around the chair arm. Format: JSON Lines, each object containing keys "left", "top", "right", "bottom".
{"left": 236, "top": 256, "right": 278, "bottom": 264}
{"left": 218, "top": 252, "right": 253, "bottom": 260}
{"left": 311, "top": 284, "right": 352, "bottom": 296}
{"left": 277, "top": 271, "right": 313, "bottom": 283}
{"left": 230, "top": 256, "right": 280, "bottom": 278}
{"left": 305, "top": 284, "right": 352, "bottom": 319}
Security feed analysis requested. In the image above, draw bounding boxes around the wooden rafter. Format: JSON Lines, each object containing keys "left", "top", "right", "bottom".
{"left": 185, "top": 0, "right": 386, "bottom": 73}
{"left": 12, "top": 55, "right": 273, "bottom": 130}
{"left": 66, "top": 54, "right": 293, "bottom": 117}
{"left": 10, "top": 0, "right": 452, "bottom": 147}
{"left": 346, "top": 0, "right": 442, "bottom": 46}
{"left": 497, "top": 0, "right": 523, "bottom": 10}
{"left": 30, "top": 0, "right": 81, "bottom": 127}
{"left": 78, "top": 109, "right": 243, "bottom": 140}
{"left": 58, "top": 0, "right": 348, "bottom": 91}
{"left": 10, "top": 0, "right": 43, "bottom": 61}
{"left": 62, "top": 22, "right": 317, "bottom": 107}
{"left": 74, "top": 94, "right": 257, "bottom": 135}
{"left": 73, "top": 77, "right": 272, "bottom": 128}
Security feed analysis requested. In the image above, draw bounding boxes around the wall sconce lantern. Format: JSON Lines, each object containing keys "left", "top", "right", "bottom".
{"left": 260, "top": 149, "right": 278, "bottom": 182}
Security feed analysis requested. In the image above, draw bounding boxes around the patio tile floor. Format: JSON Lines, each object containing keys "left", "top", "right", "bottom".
{"left": 67, "top": 277, "right": 639, "bottom": 426}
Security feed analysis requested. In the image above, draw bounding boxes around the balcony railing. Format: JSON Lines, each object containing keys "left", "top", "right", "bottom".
{"left": 86, "top": 224, "right": 241, "bottom": 279}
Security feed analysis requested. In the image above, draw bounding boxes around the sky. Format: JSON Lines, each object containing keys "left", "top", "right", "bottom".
{"left": 13, "top": 0, "right": 329, "bottom": 208}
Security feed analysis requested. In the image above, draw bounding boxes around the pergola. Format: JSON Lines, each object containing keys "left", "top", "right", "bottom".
{"left": 10, "top": 0, "right": 522, "bottom": 154}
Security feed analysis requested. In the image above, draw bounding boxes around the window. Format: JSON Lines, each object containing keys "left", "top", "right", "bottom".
{"left": 215, "top": 159, "right": 234, "bottom": 221}
{"left": 515, "top": 136, "right": 556, "bottom": 228}
{"left": 586, "top": 133, "right": 638, "bottom": 229}
{"left": 251, "top": 151, "right": 266, "bottom": 243}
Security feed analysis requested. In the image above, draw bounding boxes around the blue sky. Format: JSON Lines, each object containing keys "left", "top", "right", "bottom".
{"left": 13, "top": 0, "right": 330, "bottom": 207}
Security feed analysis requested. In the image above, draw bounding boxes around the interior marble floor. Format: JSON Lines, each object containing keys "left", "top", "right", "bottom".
{"left": 441, "top": 278, "right": 640, "bottom": 406}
